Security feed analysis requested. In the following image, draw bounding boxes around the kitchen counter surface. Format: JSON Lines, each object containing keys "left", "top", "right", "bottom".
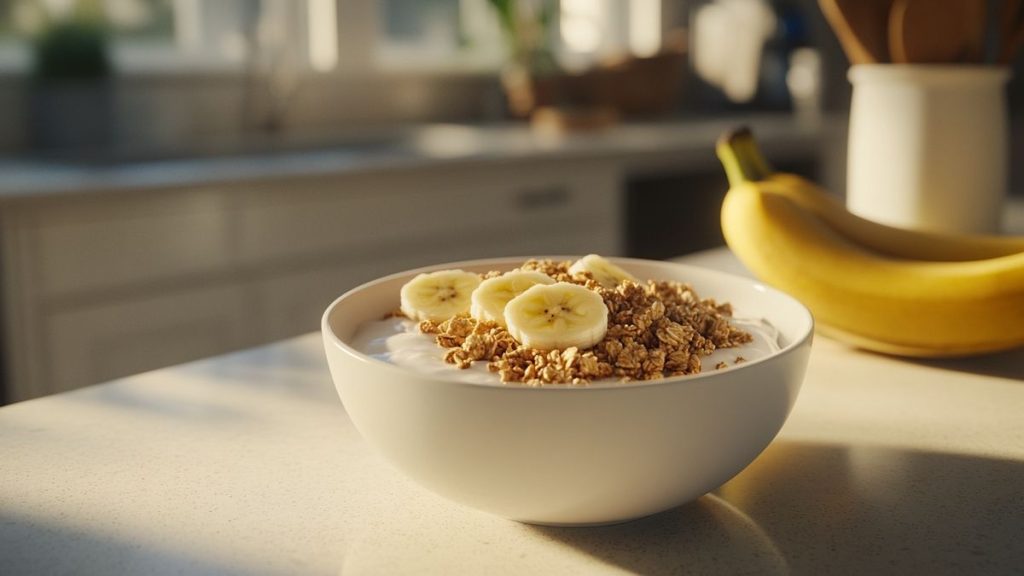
{"left": 0, "top": 114, "right": 833, "bottom": 199}
{"left": 2, "top": 248, "right": 1022, "bottom": 575}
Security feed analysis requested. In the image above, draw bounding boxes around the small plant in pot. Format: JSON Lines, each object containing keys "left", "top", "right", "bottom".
{"left": 487, "top": 0, "right": 580, "bottom": 118}
{"left": 30, "top": 6, "right": 114, "bottom": 154}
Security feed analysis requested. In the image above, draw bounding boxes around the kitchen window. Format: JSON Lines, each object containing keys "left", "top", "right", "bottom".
{"left": 0, "top": 0, "right": 665, "bottom": 74}
{"left": 375, "top": 0, "right": 665, "bottom": 73}
{"left": 375, "top": 0, "right": 503, "bottom": 72}
{"left": 0, "top": 0, "right": 31, "bottom": 68}
{"left": 114, "top": 0, "right": 335, "bottom": 73}
{"left": 0, "top": 0, "right": 336, "bottom": 73}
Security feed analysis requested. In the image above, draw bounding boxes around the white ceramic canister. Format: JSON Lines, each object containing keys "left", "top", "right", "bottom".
{"left": 846, "top": 65, "right": 1011, "bottom": 234}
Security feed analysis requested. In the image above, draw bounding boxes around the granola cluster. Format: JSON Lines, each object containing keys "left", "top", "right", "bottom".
{"left": 415, "top": 259, "right": 753, "bottom": 386}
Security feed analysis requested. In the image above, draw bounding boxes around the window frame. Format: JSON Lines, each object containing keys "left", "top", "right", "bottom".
{"left": 0, "top": 0, "right": 323, "bottom": 75}
{"left": 0, "top": 0, "right": 668, "bottom": 77}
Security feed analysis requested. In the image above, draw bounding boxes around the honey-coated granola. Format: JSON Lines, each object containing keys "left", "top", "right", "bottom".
{"left": 415, "top": 259, "right": 752, "bottom": 386}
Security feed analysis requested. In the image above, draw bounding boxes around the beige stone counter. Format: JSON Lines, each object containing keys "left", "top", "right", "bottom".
{"left": 1, "top": 248, "right": 1021, "bottom": 574}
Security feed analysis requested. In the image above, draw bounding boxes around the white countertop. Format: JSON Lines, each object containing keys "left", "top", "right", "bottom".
{"left": 2, "top": 248, "right": 1022, "bottom": 575}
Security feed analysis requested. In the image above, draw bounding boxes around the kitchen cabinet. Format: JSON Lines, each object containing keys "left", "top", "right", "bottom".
{"left": 45, "top": 284, "right": 255, "bottom": 393}
{"left": 33, "top": 191, "right": 232, "bottom": 298}
{"left": 0, "top": 157, "right": 621, "bottom": 402}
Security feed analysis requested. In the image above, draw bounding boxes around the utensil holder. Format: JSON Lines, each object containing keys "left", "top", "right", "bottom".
{"left": 847, "top": 65, "right": 1011, "bottom": 234}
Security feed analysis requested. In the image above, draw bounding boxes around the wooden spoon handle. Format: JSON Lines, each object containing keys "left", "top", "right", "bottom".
{"left": 819, "top": 0, "right": 893, "bottom": 64}
{"left": 888, "top": 0, "right": 912, "bottom": 63}
{"left": 890, "top": 0, "right": 986, "bottom": 63}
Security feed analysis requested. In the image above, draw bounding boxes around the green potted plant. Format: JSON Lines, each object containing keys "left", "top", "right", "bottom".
{"left": 487, "top": 0, "right": 575, "bottom": 117}
{"left": 30, "top": 4, "right": 114, "bottom": 152}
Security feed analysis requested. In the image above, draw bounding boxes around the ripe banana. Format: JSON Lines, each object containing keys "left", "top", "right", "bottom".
{"left": 716, "top": 127, "right": 1024, "bottom": 357}
{"left": 470, "top": 270, "right": 555, "bottom": 327}
{"left": 569, "top": 254, "right": 638, "bottom": 287}
{"left": 400, "top": 270, "right": 481, "bottom": 322}
{"left": 721, "top": 131, "right": 1024, "bottom": 262}
{"left": 504, "top": 282, "right": 609, "bottom": 350}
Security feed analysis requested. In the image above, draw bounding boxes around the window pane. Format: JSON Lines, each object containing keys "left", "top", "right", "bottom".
{"left": 380, "top": 0, "right": 462, "bottom": 49}
{"left": 104, "top": 0, "right": 175, "bottom": 40}
{"left": 0, "top": 0, "right": 176, "bottom": 39}
{"left": 0, "top": 0, "right": 15, "bottom": 36}
{"left": 0, "top": 0, "right": 41, "bottom": 37}
{"left": 376, "top": 0, "right": 503, "bottom": 70}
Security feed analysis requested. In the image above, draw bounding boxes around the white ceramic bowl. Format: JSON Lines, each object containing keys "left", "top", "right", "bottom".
{"left": 322, "top": 257, "right": 813, "bottom": 526}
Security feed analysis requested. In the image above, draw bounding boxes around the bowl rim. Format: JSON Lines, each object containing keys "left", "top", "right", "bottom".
{"left": 322, "top": 255, "right": 814, "bottom": 392}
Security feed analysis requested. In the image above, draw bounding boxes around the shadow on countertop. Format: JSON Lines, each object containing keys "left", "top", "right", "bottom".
{"left": 903, "top": 346, "right": 1024, "bottom": 381}
{"left": 531, "top": 440, "right": 1024, "bottom": 576}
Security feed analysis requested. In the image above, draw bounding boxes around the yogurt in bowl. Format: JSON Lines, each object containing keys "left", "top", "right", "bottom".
{"left": 350, "top": 314, "right": 782, "bottom": 387}
{"left": 322, "top": 256, "right": 813, "bottom": 526}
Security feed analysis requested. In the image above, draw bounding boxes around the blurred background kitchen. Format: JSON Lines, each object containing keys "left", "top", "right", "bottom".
{"left": 0, "top": 0, "right": 1021, "bottom": 403}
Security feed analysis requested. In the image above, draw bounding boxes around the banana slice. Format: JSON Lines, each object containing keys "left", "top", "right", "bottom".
{"left": 470, "top": 270, "right": 555, "bottom": 327}
{"left": 569, "top": 254, "right": 638, "bottom": 288}
{"left": 400, "top": 270, "right": 481, "bottom": 322}
{"left": 504, "top": 282, "right": 608, "bottom": 350}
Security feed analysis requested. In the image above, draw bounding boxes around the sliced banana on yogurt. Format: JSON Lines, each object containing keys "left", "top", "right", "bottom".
{"left": 504, "top": 282, "right": 608, "bottom": 350}
{"left": 470, "top": 270, "right": 555, "bottom": 327}
{"left": 400, "top": 270, "right": 481, "bottom": 322}
{"left": 569, "top": 254, "right": 637, "bottom": 288}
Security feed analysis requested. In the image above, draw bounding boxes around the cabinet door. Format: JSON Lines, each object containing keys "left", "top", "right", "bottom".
{"left": 43, "top": 284, "right": 253, "bottom": 395}
{"left": 234, "top": 158, "right": 622, "bottom": 265}
{"left": 253, "top": 258, "right": 424, "bottom": 343}
{"left": 31, "top": 190, "right": 231, "bottom": 300}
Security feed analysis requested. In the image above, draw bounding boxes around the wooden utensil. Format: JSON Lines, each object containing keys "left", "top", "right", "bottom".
{"left": 818, "top": 0, "right": 894, "bottom": 64}
{"left": 889, "top": 0, "right": 987, "bottom": 63}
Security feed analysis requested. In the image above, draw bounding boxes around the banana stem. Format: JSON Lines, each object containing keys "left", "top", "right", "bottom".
{"left": 716, "top": 127, "right": 774, "bottom": 186}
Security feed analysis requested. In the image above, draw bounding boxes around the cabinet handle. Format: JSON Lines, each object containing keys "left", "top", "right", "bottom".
{"left": 514, "top": 187, "right": 571, "bottom": 211}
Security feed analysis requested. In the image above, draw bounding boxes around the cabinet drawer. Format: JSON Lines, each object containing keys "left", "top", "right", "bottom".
{"left": 43, "top": 284, "right": 252, "bottom": 395}
{"left": 32, "top": 192, "right": 231, "bottom": 299}
{"left": 236, "top": 160, "right": 619, "bottom": 264}
{"left": 253, "top": 258, "right": 416, "bottom": 342}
